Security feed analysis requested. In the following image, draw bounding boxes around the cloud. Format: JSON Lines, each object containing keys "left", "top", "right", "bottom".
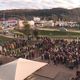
{"left": 0, "top": 0, "right": 80, "bottom": 10}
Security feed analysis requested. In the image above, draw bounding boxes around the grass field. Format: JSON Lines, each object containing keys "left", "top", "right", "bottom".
{"left": 38, "top": 30, "right": 80, "bottom": 39}
{"left": 38, "top": 30, "right": 80, "bottom": 36}
{"left": 0, "top": 35, "right": 13, "bottom": 44}
{"left": 0, "top": 29, "right": 80, "bottom": 45}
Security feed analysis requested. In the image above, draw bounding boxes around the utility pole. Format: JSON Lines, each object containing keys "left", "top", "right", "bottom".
{"left": 3, "top": 12, "right": 6, "bottom": 28}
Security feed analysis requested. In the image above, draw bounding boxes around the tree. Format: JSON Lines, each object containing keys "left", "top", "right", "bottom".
{"left": 23, "top": 22, "right": 31, "bottom": 36}
{"left": 33, "top": 29, "right": 38, "bottom": 39}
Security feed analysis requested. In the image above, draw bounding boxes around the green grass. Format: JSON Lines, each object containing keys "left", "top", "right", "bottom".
{"left": 0, "top": 30, "right": 80, "bottom": 45}
{"left": 11, "top": 30, "right": 25, "bottom": 36}
{"left": 38, "top": 30, "right": 80, "bottom": 39}
{"left": 38, "top": 30, "right": 80, "bottom": 36}
{"left": 0, "top": 36, "right": 13, "bottom": 45}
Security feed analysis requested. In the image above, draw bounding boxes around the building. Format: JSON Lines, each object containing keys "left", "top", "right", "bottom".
{"left": 18, "top": 19, "right": 24, "bottom": 29}
{"left": 33, "top": 17, "right": 41, "bottom": 22}
{"left": 28, "top": 20, "right": 35, "bottom": 29}
{"left": 0, "top": 18, "right": 25, "bottom": 30}
{"left": 55, "top": 21, "right": 78, "bottom": 27}
{"left": 34, "top": 20, "right": 54, "bottom": 28}
{"left": 0, "top": 58, "right": 47, "bottom": 80}
{"left": 1, "top": 19, "right": 18, "bottom": 28}
{"left": 41, "top": 20, "right": 54, "bottom": 27}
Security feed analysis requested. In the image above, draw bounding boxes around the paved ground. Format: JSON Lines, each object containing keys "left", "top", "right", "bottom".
{"left": 0, "top": 55, "right": 15, "bottom": 64}
{"left": 37, "top": 28, "right": 80, "bottom": 33}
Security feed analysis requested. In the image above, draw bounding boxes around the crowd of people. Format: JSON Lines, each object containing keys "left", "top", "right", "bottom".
{"left": 0, "top": 37, "right": 80, "bottom": 69}
{"left": 71, "top": 71, "right": 80, "bottom": 80}
{"left": 38, "top": 37, "right": 80, "bottom": 69}
{"left": 0, "top": 39, "right": 40, "bottom": 59}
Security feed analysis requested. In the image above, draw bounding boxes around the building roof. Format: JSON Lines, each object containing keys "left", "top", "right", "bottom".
{"left": 0, "top": 58, "right": 47, "bottom": 80}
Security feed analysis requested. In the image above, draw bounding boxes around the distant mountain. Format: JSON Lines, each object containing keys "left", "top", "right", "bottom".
{"left": 0, "top": 8, "right": 80, "bottom": 22}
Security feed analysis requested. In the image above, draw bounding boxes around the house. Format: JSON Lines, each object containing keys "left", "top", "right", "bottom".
{"left": 34, "top": 20, "right": 55, "bottom": 27}
{"left": 55, "top": 21, "right": 78, "bottom": 27}
{"left": 18, "top": 19, "right": 24, "bottom": 29}
{"left": 41, "top": 20, "right": 54, "bottom": 27}
{"left": 1, "top": 19, "right": 18, "bottom": 27}
{"left": 28, "top": 20, "right": 35, "bottom": 29}
{"left": 33, "top": 17, "right": 41, "bottom": 22}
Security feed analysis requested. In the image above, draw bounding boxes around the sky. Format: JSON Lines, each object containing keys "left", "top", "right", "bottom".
{"left": 0, "top": 0, "right": 80, "bottom": 10}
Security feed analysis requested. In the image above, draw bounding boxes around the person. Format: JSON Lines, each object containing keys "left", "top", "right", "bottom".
{"left": 75, "top": 71, "right": 80, "bottom": 80}
{"left": 71, "top": 78, "right": 75, "bottom": 80}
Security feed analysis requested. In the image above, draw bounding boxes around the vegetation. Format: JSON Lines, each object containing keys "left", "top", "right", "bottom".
{"left": 38, "top": 30, "right": 80, "bottom": 37}
{"left": 33, "top": 29, "right": 38, "bottom": 39}
{"left": 1, "top": 29, "right": 80, "bottom": 45}
{"left": 1, "top": 8, "right": 80, "bottom": 21}
{"left": 11, "top": 30, "right": 24, "bottom": 35}
{"left": 22, "top": 22, "right": 31, "bottom": 35}
{"left": 14, "top": 21, "right": 31, "bottom": 36}
{"left": 0, "top": 36, "right": 13, "bottom": 44}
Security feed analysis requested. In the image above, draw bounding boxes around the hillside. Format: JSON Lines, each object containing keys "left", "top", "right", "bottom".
{"left": 0, "top": 8, "right": 80, "bottom": 21}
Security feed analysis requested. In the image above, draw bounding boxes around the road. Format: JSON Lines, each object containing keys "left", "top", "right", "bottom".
{"left": 37, "top": 27, "right": 80, "bottom": 33}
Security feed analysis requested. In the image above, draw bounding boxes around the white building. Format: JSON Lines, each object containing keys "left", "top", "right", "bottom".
{"left": 34, "top": 20, "right": 55, "bottom": 27}
{"left": 42, "top": 20, "right": 54, "bottom": 27}
{"left": 18, "top": 20, "right": 24, "bottom": 29}
{"left": 55, "top": 21, "right": 68, "bottom": 27}
{"left": 33, "top": 17, "right": 40, "bottom": 22}
{"left": 28, "top": 20, "right": 35, "bottom": 29}
{"left": 67, "top": 21, "right": 78, "bottom": 27}
{"left": 55, "top": 21, "right": 78, "bottom": 27}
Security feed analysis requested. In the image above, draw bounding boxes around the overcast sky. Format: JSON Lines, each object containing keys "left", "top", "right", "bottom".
{"left": 0, "top": 0, "right": 80, "bottom": 10}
